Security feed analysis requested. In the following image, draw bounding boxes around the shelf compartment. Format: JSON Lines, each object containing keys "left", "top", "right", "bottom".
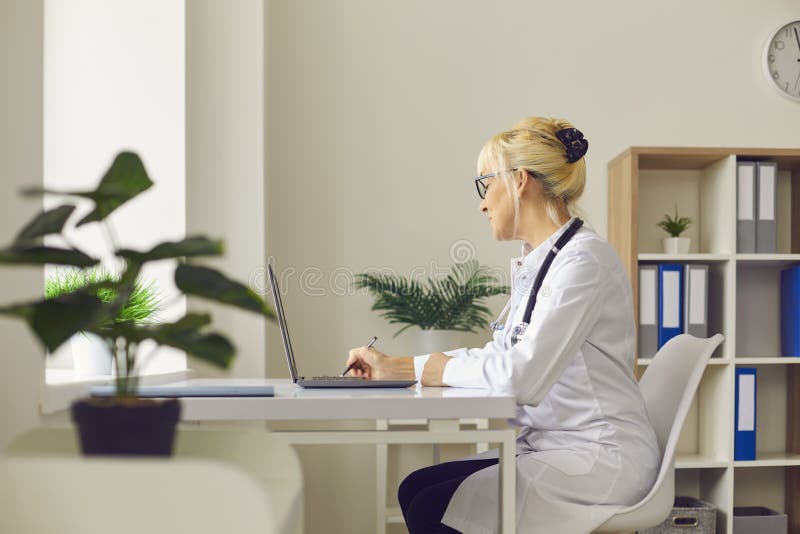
{"left": 637, "top": 156, "right": 735, "bottom": 255}
{"left": 736, "top": 263, "right": 797, "bottom": 358}
{"left": 734, "top": 466, "right": 786, "bottom": 513}
{"left": 735, "top": 162, "right": 797, "bottom": 255}
{"left": 735, "top": 366, "right": 792, "bottom": 460}
{"left": 676, "top": 468, "right": 732, "bottom": 534}
{"left": 676, "top": 365, "right": 732, "bottom": 464}
{"left": 636, "top": 261, "right": 729, "bottom": 359}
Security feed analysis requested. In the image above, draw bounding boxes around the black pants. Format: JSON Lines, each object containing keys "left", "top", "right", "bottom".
{"left": 398, "top": 458, "right": 499, "bottom": 534}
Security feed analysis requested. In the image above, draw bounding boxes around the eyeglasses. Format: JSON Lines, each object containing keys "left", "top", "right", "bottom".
{"left": 478, "top": 168, "right": 546, "bottom": 199}
{"left": 475, "top": 170, "right": 510, "bottom": 199}
{"left": 474, "top": 168, "right": 543, "bottom": 199}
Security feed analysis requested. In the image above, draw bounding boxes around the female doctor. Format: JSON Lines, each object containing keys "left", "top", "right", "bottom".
{"left": 345, "top": 116, "right": 660, "bottom": 534}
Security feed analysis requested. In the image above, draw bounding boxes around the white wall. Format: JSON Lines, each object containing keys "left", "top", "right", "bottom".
{"left": 186, "top": 0, "right": 266, "bottom": 378}
{"left": 266, "top": 0, "right": 800, "bottom": 382}
{"left": 43, "top": 0, "right": 186, "bottom": 374}
{"left": 0, "top": 0, "right": 45, "bottom": 450}
{"left": 266, "top": 1, "right": 800, "bottom": 532}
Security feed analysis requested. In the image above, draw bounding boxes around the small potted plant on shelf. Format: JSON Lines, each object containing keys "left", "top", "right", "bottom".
{"left": 0, "top": 151, "right": 275, "bottom": 456}
{"left": 46, "top": 267, "right": 162, "bottom": 376}
{"left": 355, "top": 259, "right": 508, "bottom": 354}
{"left": 657, "top": 205, "right": 693, "bottom": 254}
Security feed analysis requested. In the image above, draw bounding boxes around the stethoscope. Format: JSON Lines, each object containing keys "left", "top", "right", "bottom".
{"left": 489, "top": 218, "right": 584, "bottom": 347}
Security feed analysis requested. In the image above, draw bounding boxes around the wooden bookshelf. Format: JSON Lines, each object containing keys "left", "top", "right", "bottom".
{"left": 608, "top": 147, "right": 800, "bottom": 534}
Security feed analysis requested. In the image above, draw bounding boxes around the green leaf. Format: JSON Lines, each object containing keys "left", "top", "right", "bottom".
{"left": 0, "top": 302, "right": 36, "bottom": 321}
{"left": 158, "top": 312, "right": 212, "bottom": 334}
{"left": 99, "top": 313, "right": 234, "bottom": 369}
{"left": 160, "top": 331, "right": 234, "bottom": 368}
{"left": 32, "top": 293, "right": 109, "bottom": 352}
{"left": 22, "top": 152, "right": 153, "bottom": 227}
{"left": 356, "top": 260, "right": 509, "bottom": 336}
{"left": 175, "top": 264, "right": 276, "bottom": 320}
{"left": 116, "top": 236, "right": 224, "bottom": 263}
{"left": 0, "top": 292, "right": 111, "bottom": 352}
{"left": 45, "top": 267, "right": 163, "bottom": 328}
{"left": 14, "top": 205, "right": 76, "bottom": 245}
{"left": 657, "top": 204, "right": 692, "bottom": 237}
{"left": 0, "top": 245, "right": 99, "bottom": 267}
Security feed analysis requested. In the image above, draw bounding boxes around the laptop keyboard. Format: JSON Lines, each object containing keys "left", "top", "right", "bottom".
{"left": 309, "top": 375, "right": 365, "bottom": 381}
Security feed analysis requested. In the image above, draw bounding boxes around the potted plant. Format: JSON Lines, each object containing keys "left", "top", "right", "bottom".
{"left": 0, "top": 151, "right": 275, "bottom": 456}
{"left": 46, "top": 267, "right": 162, "bottom": 376}
{"left": 355, "top": 259, "right": 508, "bottom": 354}
{"left": 657, "top": 205, "right": 693, "bottom": 254}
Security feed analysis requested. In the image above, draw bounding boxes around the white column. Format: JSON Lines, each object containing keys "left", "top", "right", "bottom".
{"left": 0, "top": 0, "right": 45, "bottom": 448}
{"left": 186, "top": 0, "right": 266, "bottom": 378}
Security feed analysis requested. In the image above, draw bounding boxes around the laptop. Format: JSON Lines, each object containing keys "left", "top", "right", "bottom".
{"left": 268, "top": 263, "right": 417, "bottom": 388}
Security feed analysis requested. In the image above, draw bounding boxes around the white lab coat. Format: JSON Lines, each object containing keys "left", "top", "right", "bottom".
{"left": 413, "top": 219, "right": 660, "bottom": 534}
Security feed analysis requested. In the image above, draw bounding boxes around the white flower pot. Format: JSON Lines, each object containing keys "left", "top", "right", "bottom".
{"left": 71, "top": 332, "right": 114, "bottom": 376}
{"left": 662, "top": 237, "right": 690, "bottom": 254}
{"left": 415, "top": 329, "right": 464, "bottom": 355}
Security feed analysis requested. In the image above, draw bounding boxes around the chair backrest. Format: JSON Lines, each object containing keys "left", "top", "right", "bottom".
{"left": 634, "top": 334, "right": 723, "bottom": 511}
{"left": 594, "top": 334, "right": 724, "bottom": 533}
{"left": 639, "top": 334, "right": 722, "bottom": 459}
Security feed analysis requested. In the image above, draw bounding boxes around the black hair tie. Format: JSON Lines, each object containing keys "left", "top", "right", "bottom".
{"left": 555, "top": 128, "right": 588, "bottom": 163}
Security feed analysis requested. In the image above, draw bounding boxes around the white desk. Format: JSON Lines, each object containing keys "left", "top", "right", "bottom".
{"left": 166, "top": 378, "right": 518, "bottom": 534}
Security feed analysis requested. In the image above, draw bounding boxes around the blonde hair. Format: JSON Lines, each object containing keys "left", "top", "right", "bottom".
{"left": 477, "top": 116, "right": 586, "bottom": 230}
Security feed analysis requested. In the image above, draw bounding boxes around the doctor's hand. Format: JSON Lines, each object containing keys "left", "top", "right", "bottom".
{"left": 345, "top": 347, "right": 415, "bottom": 381}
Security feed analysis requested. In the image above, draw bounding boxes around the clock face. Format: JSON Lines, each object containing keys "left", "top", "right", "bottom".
{"left": 764, "top": 20, "right": 800, "bottom": 101}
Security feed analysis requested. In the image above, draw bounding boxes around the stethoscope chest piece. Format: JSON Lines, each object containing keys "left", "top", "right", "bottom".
{"left": 510, "top": 323, "right": 528, "bottom": 346}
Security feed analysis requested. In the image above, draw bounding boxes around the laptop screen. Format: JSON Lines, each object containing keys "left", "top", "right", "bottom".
{"left": 268, "top": 263, "right": 300, "bottom": 382}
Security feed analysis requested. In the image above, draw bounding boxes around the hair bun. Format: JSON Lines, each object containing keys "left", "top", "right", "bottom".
{"left": 555, "top": 127, "right": 588, "bottom": 163}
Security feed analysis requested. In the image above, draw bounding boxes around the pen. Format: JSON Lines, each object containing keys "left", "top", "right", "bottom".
{"left": 341, "top": 336, "right": 377, "bottom": 376}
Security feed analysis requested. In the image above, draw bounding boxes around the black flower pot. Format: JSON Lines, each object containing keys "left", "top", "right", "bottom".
{"left": 71, "top": 397, "right": 181, "bottom": 456}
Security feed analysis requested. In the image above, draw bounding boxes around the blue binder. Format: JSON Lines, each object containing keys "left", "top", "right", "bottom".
{"left": 781, "top": 265, "right": 800, "bottom": 357}
{"left": 657, "top": 264, "right": 684, "bottom": 348}
{"left": 734, "top": 367, "right": 757, "bottom": 461}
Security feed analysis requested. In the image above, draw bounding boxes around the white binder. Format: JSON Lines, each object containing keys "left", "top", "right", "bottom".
{"left": 755, "top": 161, "right": 777, "bottom": 253}
{"left": 737, "top": 161, "right": 756, "bottom": 253}
{"left": 638, "top": 264, "right": 658, "bottom": 358}
{"left": 683, "top": 264, "right": 708, "bottom": 338}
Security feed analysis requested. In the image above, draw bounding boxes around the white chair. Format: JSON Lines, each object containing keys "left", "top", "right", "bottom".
{"left": 2, "top": 426, "right": 304, "bottom": 534}
{"left": 593, "top": 333, "right": 724, "bottom": 533}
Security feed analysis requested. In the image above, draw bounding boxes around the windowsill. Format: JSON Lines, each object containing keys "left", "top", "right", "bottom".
{"left": 41, "top": 368, "right": 192, "bottom": 415}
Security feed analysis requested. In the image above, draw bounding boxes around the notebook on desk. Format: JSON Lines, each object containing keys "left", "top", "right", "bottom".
{"left": 267, "top": 263, "right": 416, "bottom": 389}
{"left": 90, "top": 384, "right": 275, "bottom": 397}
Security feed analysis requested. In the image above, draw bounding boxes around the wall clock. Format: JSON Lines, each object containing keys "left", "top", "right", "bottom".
{"left": 763, "top": 20, "right": 800, "bottom": 101}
